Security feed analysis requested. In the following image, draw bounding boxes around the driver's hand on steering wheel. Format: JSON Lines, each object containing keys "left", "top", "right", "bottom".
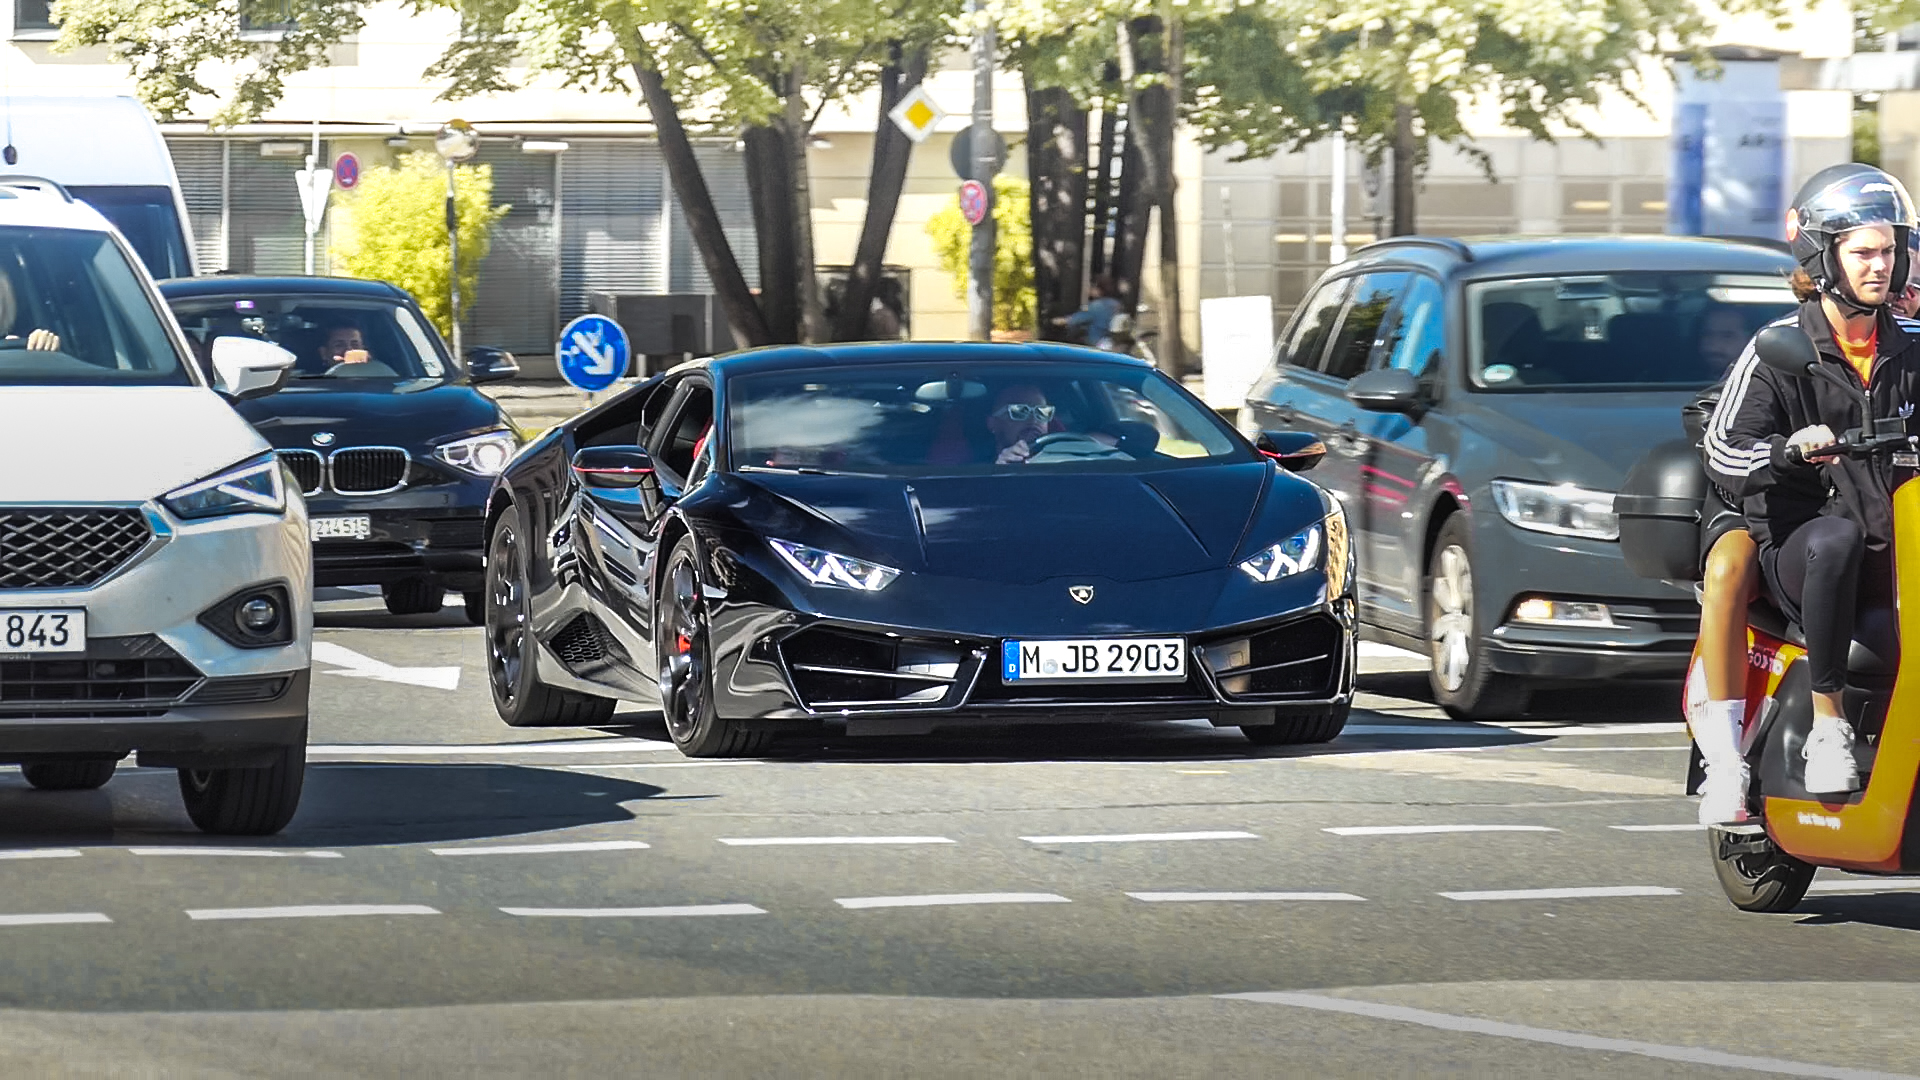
{"left": 1788, "top": 423, "right": 1841, "bottom": 462}
{"left": 996, "top": 439, "right": 1033, "bottom": 465}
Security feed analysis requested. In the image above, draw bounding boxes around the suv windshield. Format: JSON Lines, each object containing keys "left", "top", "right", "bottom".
{"left": 727, "top": 360, "right": 1250, "bottom": 476}
{"left": 0, "top": 225, "right": 189, "bottom": 387}
{"left": 1468, "top": 272, "right": 1797, "bottom": 391}
{"left": 168, "top": 295, "right": 449, "bottom": 386}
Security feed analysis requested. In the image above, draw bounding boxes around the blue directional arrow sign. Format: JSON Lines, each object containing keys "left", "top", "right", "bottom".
{"left": 556, "top": 314, "right": 629, "bottom": 393}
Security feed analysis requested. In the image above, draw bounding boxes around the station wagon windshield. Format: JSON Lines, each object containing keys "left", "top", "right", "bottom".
{"left": 1468, "top": 272, "right": 1796, "bottom": 391}
{"left": 727, "top": 361, "right": 1250, "bottom": 475}
{"left": 0, "top": 225, "right": 189, "bottom": 387}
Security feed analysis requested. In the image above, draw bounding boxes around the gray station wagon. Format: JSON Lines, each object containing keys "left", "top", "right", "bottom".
{"left": 1240, "top": 236, "right": 1797, "bottom": 718}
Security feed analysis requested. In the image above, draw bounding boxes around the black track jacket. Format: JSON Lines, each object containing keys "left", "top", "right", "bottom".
{"left": 1702, "top": 300, "right": 1920, "bottom": 553}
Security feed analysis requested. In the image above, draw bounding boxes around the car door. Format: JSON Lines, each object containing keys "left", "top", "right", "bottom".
{"left": 1350, "top": 273, "right": 1448, "bottom": 631}
{"left": 1285, "top": 272, "right": 1411, "bottom": 520}
{"left": 1242, "top": 275, "right": 1352, "bottom": 445}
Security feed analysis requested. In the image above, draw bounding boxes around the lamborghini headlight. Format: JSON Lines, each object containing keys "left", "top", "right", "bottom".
{"left": 769, "top": 539, "right": 900, "bottom": 591}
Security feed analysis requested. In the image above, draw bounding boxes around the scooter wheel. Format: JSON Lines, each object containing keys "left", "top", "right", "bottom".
{"left": 1708, "top": 829, "right": 1815, "bottom": 913}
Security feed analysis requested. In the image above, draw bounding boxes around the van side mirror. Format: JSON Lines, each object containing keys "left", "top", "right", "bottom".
{"left": 1346, "top": 367, "right": 1422, "bottom": 413}
{"left": 209, "top": 336, "right": 295, "bottom": 401}
{"left": 572, "top": 446, "right": 663, "bottom": 515}
{"left": 1256, "top": 430, "right": 1326, "bottom": 473}
{"left": 1753, "top": 325, "right": 1819, "bottom": 379}
{"left": 466, "top": 345, "right": 520, "bottom": 385}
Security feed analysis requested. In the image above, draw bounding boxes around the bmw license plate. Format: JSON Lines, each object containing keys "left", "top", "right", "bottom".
{"left": 310, "top": 515, "right": 371, "bottom": 541}
{"left": 1002, "top": 638, "right": 1186, "bottom": 683}
{"left": 0, "top": 609, "right": 85, "bottom": 655}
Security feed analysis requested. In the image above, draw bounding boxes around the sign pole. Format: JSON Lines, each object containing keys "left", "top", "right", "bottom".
{"left": 966, "top": 0, "right": 995, "bottom": 342}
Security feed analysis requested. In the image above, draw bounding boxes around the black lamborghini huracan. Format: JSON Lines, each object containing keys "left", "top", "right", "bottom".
{"left": 480, "top": 342, "right": 1356, "bottom": 757}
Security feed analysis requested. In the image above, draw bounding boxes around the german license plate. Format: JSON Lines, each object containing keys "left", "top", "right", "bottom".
{"left": 311, "top": 515, "right": 371, "bottom": 541}
{"left": 0, "top": 609, "right": 85, "bottom": 655}
{"left": 1002, "top": 638, "right": 1186, "bottom": 683}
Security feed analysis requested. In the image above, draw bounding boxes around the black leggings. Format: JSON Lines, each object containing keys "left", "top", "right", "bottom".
{"left": 1763, "top": 516, "right": 1891, "bottom": 694}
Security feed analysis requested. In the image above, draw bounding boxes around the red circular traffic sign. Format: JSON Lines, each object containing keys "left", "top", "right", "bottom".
{"left": 959, "top": 180, "right": 989, "bottom": 226}
{"left": 334, "top": 152, "right": 360, "bottom": 190}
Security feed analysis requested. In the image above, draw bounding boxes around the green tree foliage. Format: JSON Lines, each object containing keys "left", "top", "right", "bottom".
{"left": 926, "top": 176, "right": 1035, "bottom": 333}
{"left": 331, "top": 153, "right": 509, "bottom": 339}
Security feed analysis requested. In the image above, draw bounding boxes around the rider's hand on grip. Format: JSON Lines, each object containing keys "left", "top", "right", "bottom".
{"left": 1787, "top": 424, "right": 1841, "bottom": 464}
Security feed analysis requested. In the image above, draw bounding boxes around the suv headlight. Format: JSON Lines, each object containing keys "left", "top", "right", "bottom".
{"left": 1489, "top": 479, "right": 1618, "bottom": 540}
{"left": 769, "top": 539, "right": 900, "bottom": 591}
{"left": 1239, "top": 521, "right": 1326, "bottom": 583}
{"left": 162, "top": 452, "right": 285, "bottom": 520}
{"left": 435, "top": 430, "right": 520, "bottom": 476}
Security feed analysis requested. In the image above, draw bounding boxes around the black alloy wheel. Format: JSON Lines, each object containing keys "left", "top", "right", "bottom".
{"left": 485, "top": 507, "right": 615, "bottom": 727}
{"left": 657, "top": 537, "right": 768, "bottom": 758}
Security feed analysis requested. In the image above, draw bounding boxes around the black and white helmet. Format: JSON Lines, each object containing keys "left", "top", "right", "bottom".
{"left": 1789, "top": 162, "right": 1919, "bottom": 311}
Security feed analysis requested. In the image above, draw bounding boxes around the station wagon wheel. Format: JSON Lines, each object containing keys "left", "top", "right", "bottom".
{"left": 1425, "top": 515, "right": 1530, "bottom": 720}
{"left": 485, "top": 506, "right": 616, "bottom": 728}
{"left": 657, "top": 537, "right": 768, "bottom": 758}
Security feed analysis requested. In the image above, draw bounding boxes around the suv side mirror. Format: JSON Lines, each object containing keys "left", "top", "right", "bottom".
{"left": 1345, "top": 367, "right": 1422, "bottom": 413}
{"left": 466, "top": 346, "right": 520, "bottom": 385}
{"left": 1256, "top": 430, "right": 1326, "bottom": 473}
{"left": 572, "top": 446, "right": 663, "bottom": 515}
{"left": 209, "top": 336, "right": 295, "bottom": 402}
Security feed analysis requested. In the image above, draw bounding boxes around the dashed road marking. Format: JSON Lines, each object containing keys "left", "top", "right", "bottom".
{"left": 429, "top": 840, "right": 650, "bottom": 856}
{"left": 717, "top": 836, "right": 954, "bottom": 847}
{"left": 501, "top": 904, "right": 766, "bottom": 918}
{"left": 1128, "top": 891, "right": 1367, "bottom": 903}
{"left": 1020, "top": 831, "right": 1259, "bottom": 845}
{"left": 1540, "top": 745, "right": 1688, "bottom": 753}
{"left": 308, "top": 739, "right": 673, "bottom": 756}
{"left": 836, "top": 892, "right": 1073, "bottom": 910}
{"left": 1325, "top": 825, "right": 1558, "bottom": 836}
{"left": 185, "top": 905, "right": 441, "bottom": 921}
{"left": 1610, "top": 824, "right": 1707, "bottom": 833}
{"left": 0, "top": 849, "right": 83, "bottom": 860}
{"left": 1808, "top": 877, "right": 1920, "bottom": 894}
{"left": 0, "top": 912, "right": 110, "bottom": 926}
{"left": 1439, "top": 886, "right": 1681, "bottom": 901}
{"left": 128, "top": 848, "right": 343, "bottom": 858}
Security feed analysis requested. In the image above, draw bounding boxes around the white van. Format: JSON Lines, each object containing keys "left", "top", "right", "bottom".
{"left": 0, "top": 95, "right": 195, "bottom": 280}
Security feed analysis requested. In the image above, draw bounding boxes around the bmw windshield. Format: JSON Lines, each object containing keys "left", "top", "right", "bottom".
{"left": 726, "top": 360, "right": 1253, "bottom": 476}
{"left": 0, "top": 225, "right": 191, "bottom": 387}
{"left": 168, "top": 295, "right": 451, "bottom": 387}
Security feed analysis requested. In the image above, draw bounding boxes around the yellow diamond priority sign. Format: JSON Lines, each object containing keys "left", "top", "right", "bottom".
{"left": 888, "top": 85, "right": 946, "bottom": 144}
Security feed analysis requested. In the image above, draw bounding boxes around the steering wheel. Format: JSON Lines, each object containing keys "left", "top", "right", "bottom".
{"left": 1031, "top": 432, "right": 1102, "bottom": 450}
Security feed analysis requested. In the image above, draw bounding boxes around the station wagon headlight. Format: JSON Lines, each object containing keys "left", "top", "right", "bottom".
{"left": 162, "top": 453, "right": 286, "bottom": 520}
{"left": 769, "top": 539, "right": 900, "bottom": 591}
{"left": 435, "top": 430, "right": 520, "bottom": 476}
{"left": 1490, "top": 479, "right": 1619, "bottom": 540}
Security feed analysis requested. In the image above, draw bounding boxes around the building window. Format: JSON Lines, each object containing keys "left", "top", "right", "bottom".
{"left": 14, "top": 0, "right": 56, "bottom": 32}
{"left": 239, "top": 0, "right": 296, "bottom": 33}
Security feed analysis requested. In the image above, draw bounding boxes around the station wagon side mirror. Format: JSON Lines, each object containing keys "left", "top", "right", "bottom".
{"left": 1345, "top": 367, "right": 1422, "bottom": 414}
{"left": 466, "top": 346, "right": 521, "bottom": 385}
{"left": 209, "top": 335, "right": 296, "bottom": 402}
{"left": 1256, "top": 430, "right": 1326, "bottom": 473}
{"left": 572, "top": 445, "right": 663, "bottom": 516}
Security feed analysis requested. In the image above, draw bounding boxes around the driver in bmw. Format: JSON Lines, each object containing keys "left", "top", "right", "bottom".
{"left": 989, "top": 384, "right": 1117, "bottom": 464}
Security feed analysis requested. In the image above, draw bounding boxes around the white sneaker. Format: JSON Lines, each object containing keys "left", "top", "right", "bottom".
{"left": 1803, "top": 721, "right": 1861, "bottom": 795}
{"left": 1698, "top": 761, "right": 1750, "bottom": 825}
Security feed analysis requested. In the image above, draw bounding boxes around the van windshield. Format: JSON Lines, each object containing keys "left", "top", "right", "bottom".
{"left": 71, "top": 186, "right": 194, "bottom": 281}
{"left": 0, "top": 225, "right": 191, "bottom": 387}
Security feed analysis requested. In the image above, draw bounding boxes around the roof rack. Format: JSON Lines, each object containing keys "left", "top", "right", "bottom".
{"left": 1366, "top": 235, "right": 1474, "bottom": 262}
{"left": 0, "top": 175, "right": 75, "bottom": 203}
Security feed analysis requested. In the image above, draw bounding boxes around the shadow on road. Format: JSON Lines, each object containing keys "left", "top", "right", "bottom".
{"left": 0, "top": 764, "right": 669, "bottom": 848}
{"left": 1794, "top": 895, "right": 1920, "bottom": 932}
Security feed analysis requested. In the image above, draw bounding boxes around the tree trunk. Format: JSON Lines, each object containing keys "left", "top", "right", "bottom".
{"left": 1391, "top": 102, "right": 1417, "bottom": 236}
{"left": 832, "top": 45, "right": 928, "bottom": 342}
{"left": 1111, "top": 16, "right": 1165, "bottom": 316}
{"left": 1153, "top": 1, "right": 1184, "bottom": 375}
{"left": 1026, "top": 79, "right": 1088, "bottom": 342}
{"left": 1086, "top": 88, "right": 1120, "bottom": 279}
{"left": 629, "top": 56, "right": 771, "bottom": 348}
{"left": 743, "top": 123, "right": 800, "bottom": 344}
{"left": 786, "top": 64, "right": 828, "bottom": 343}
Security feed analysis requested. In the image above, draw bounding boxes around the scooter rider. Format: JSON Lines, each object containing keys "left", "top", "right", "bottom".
{"left": 1704, "top": 162, "right": 1920, "bottom": 797}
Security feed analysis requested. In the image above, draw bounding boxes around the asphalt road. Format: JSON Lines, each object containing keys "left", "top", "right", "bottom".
{"left": 2, "top": 590, "right": 1917, "bottom": 1077}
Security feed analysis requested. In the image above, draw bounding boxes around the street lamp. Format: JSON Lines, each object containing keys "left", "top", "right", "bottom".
{"left": 434, "top": 119, "right": 480, "bottom": 362}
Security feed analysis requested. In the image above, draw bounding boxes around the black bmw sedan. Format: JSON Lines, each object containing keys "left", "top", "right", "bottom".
{"left": 483, "top": 342, "right": 1356, "bottom": 756}
{"left": 160, "top": 276, "right": 523, "bottom": 623}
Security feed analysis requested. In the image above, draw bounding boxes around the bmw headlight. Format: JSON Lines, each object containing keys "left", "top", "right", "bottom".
{"left": 162, "top": 452, "right": 286, "bottom": 520}
{"left": 435, "top": 430, "right": 520, "bottom": 476}
{"left": 769, "top": 539, "right": 900, "bottom": 591}
{"left": 1489, "top": 479, "right": 1618, "bottom": 540}
{"left": 1239, "top": 522, "right": 1325, "bottom": 583}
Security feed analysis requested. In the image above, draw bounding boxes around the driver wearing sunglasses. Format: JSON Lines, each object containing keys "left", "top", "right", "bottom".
{"left": 988, "top": 384, "right": 1057, "bottom": 464}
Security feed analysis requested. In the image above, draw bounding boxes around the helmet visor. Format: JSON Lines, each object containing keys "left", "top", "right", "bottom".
{"left": 1799, "top": 171, "right": 1919, "bottom": 237}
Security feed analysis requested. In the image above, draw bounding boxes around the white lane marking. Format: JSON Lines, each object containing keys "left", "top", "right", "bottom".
{"left": 501, "top": 904, "right": 765, "bottom": 918}
{"left": 1020, "top": 831, "right": 1260, "bottom": 845}
{"left": 1440, "top": 886, "right": 1681, "bottom": 901}
{"left": 717, "top": 836, "right": 954, "bottom": 847}
{"left": 835, "top": 892, "right": 1072, "bottom": 910}
{"left": 1808, "top": 877, "right": 1920, "bottom": 894}
{"left": 311, "top": 642, "right": 462, "bottom": 691}
{"left": 0, "top": 849, "right": 83, "bottom": 860}
{"left": 1540, "top": 745, "right": 1688, "bottom": 753}
{"left": 577, "top": 761, "right": 766, "bottom": 770}
{"left": 1128, "top": 891, "right": 1366, "bottom": 903}
{"left": 1325, "top": 825, "right": 1558, "bottom": 836}
{"left": 1343, "top": 725, "right": 1519, "bottom": 737}
{"left": 1359, "top": 642, "right": 1424, "bottom": 660}
{"left": 308, "top": 739, "right": 671, "bottom": 756}
{"left": 128, "top": 847, "right": 342, "bottom": 858}
{"left": 1503, "top": 722, "right": 1690, "bottom": 736}
{"left": 0, "top": 912, "right": 110, "bottom": 926}
{"left": 185, "top": 904, "right": 440, "bottom": 921}
{"left": 1610, "top": 824, "right": 1707, "bottom": 833}
{"left": 429, "top": 840, "right": 650, "bottom": 856}
{"left": 1219, "top": 992, "right": 1913, "bottom": 1080}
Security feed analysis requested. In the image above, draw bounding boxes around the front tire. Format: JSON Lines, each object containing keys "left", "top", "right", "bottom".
{"left": 485, "top": 506, "right": 617, "bottom": 728}
{"left": 1708, "top": 827, "right": 1815, "bottom": 913}
{"left": 22, "top": 759, "right": 117, "bottom": 791}
{"left": 461, "top": 590, "right": 486, "bottom": 627}
{"left": 659, "top": 537, "right": 770, "bottom": 758}
{"left": 1426, "top": 515, "right": 1531, "bottom": 720}
{"left": 1242, "top": 703, "right": 1350, "bottom": 746}
{"left": 384, "top": 577, "right": 444, "bottom": 616}
{"left": 178, "top": 742, "right": 305, "bottom": 836}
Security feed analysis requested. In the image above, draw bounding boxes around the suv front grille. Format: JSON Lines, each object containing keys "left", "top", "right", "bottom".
{"left": 0, "top": 509, "right": 151, "bottom": 590}
{"left": 277, "top": 450, "right": 324, "bottom": 496}
{"left": 329, "top": 448, "right": 409, "bottom": 494}
{"left": 0, "top": 635, "right": 202, "bottom": 714}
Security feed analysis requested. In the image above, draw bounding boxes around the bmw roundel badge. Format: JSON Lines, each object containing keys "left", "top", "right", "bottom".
{"left": 311, "top": 431, "right": 337, "bottom": 447}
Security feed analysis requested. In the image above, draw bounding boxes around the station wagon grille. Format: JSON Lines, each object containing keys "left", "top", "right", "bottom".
{"left": 329, "top": 448, "right": 409, "bottom": 494}
{"left": 0, "top": 509, "right": 151, "bottom": 590}
{"left": 277, "top": 450, "right": 324, "bottom": 496}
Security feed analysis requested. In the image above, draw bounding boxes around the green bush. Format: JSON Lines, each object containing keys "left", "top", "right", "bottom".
{"left": 926, "top": 175, "right": 1035, "bottom": 333}
{"left": 330, "top": 152, "right": 510, "bottom": 339}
